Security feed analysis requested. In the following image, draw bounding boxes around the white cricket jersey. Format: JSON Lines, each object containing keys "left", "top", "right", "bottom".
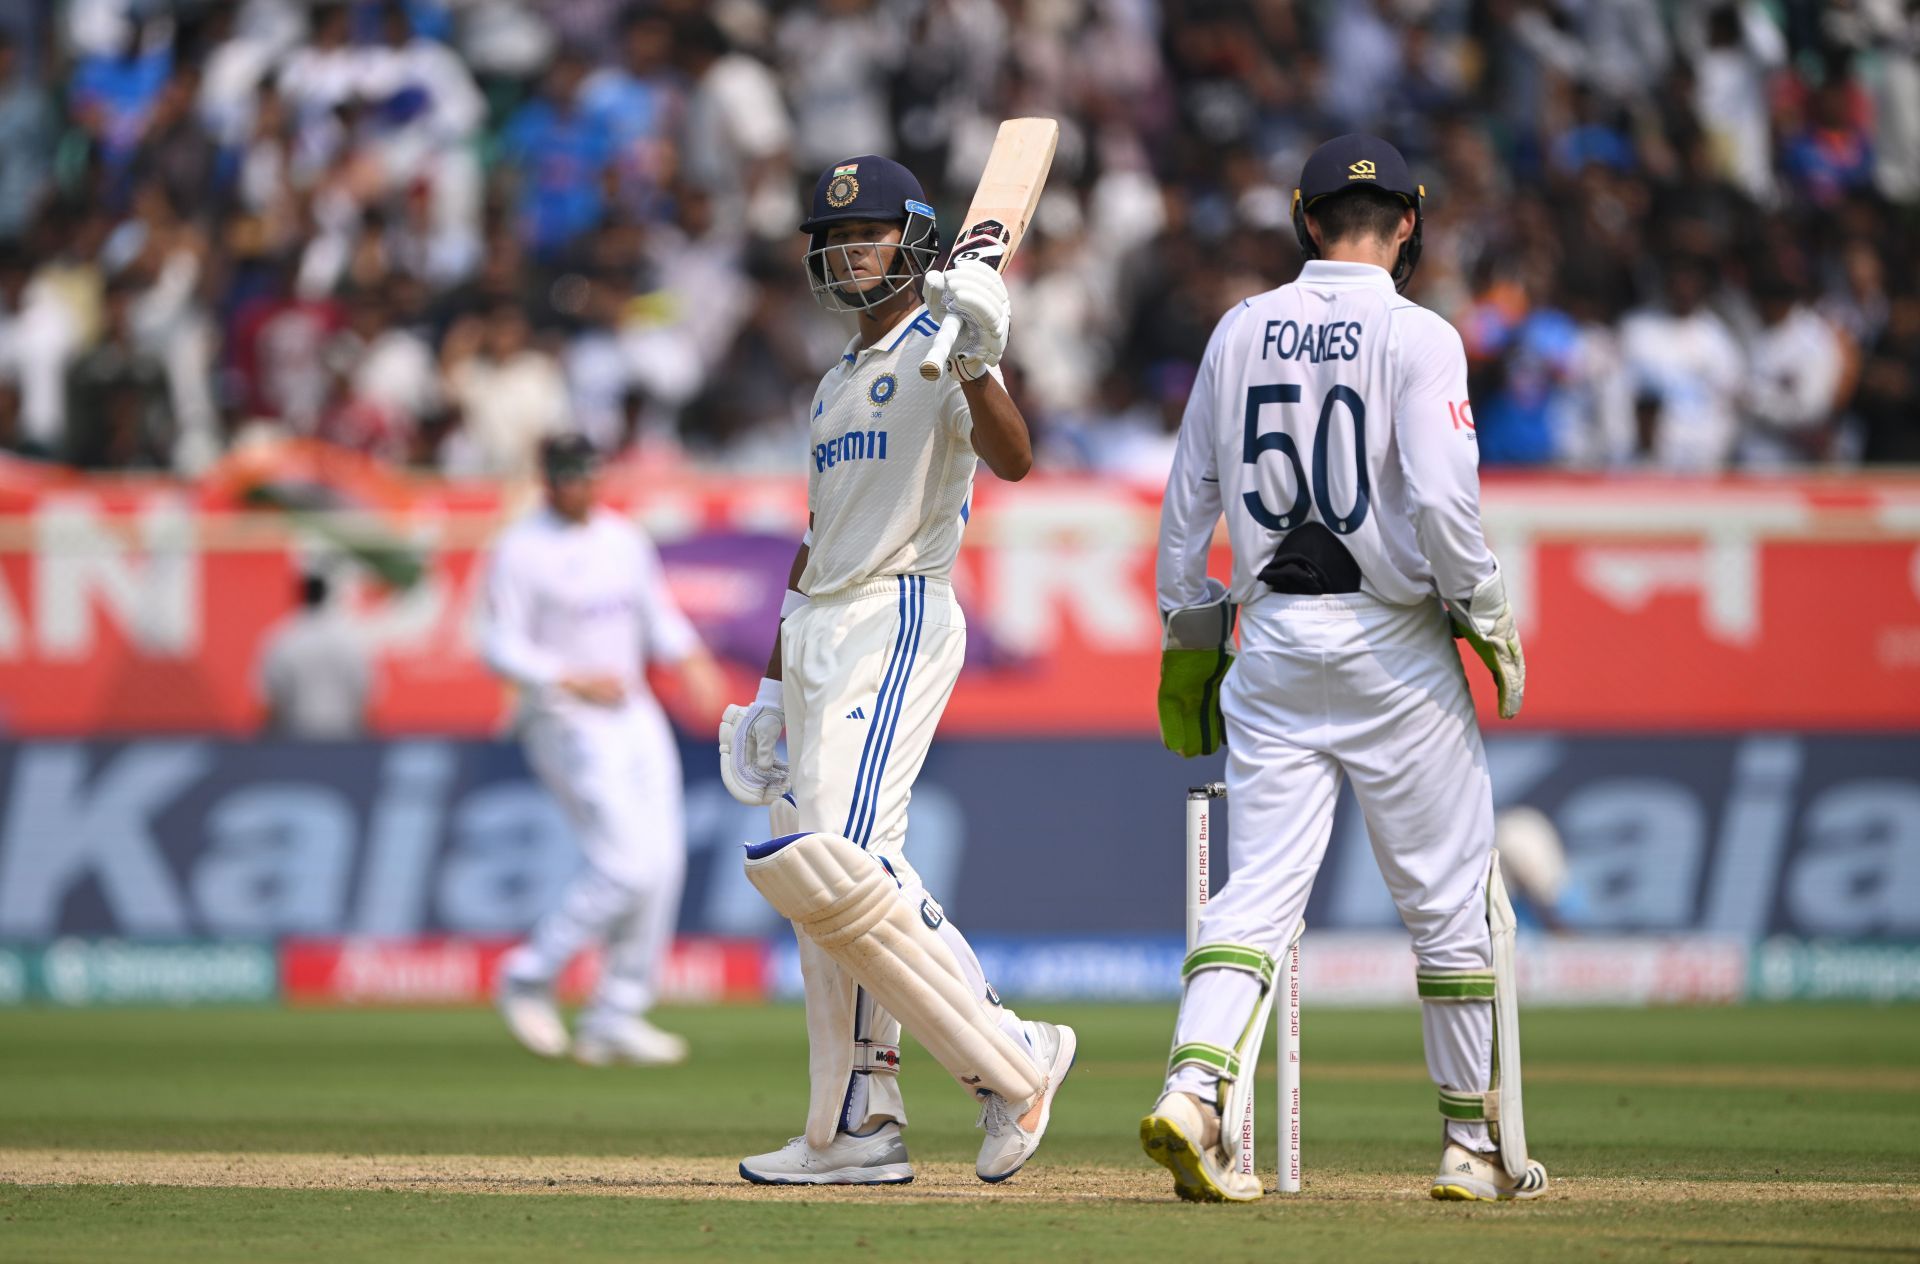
{"left": 800, "top": 303, "right": 995, "bottom": 598}
{"left": 1158, "top": 260, "right": 1496, "bottom": 612}
{"left": 482, "top": 505, "right": 701, "bottom": 709}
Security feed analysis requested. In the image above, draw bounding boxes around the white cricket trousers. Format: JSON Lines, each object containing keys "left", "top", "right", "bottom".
{"left": 1166, "top": 591, "right": 1496, "bottom": 1151}
{"left": 781, "top": 576, "right": 1028, "bottom": 1132}
{"left": 504, "top": 697, "right": 686, "bottom": 1027}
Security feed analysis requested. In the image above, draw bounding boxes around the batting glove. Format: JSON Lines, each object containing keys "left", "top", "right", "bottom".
{"left": 1450, "top": 568, "right": 1526, "bottom": 720}
{"left": 924, "top": 259, "right": 1011, "bottom": 380}
{"left": 718, "top": 676, "right": 790, "bottom": 805}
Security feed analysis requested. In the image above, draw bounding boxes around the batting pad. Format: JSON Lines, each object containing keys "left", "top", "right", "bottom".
{"left": 745, "top": 832, "right": 1041, "bottom": 1133}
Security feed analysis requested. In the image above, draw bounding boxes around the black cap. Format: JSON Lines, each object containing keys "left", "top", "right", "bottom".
{"left": 540, "top": 433, "right": 600, "bottom": 481}
{"left": 1295, "top": 133, "right": 1422, "bottom": 212}
{"left": 800, "top": 155, "right": 935, "bottom": 235}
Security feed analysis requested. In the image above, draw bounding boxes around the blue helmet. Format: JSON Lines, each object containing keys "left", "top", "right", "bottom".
{"left": 801, "top": 155, "right": 940, "bottom": 313}
{"left": 1291, "top": 133, "right": 1426, "bottom": 293}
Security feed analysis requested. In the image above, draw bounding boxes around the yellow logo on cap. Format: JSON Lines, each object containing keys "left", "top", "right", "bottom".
{"left": 826, "top": 174, "right": 860, "bottom": 208}
{"left": 1348, "top": 159, "right": 1377, "bottom": 180}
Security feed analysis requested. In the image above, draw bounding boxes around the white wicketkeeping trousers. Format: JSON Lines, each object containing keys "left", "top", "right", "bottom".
{"left": 1166, "top": 591, "right": 1496, "bottom": 1151}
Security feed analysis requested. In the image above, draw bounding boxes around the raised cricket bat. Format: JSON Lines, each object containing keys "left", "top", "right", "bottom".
{"left": 918, "top": 117, "right": 1060, "bottom": 382}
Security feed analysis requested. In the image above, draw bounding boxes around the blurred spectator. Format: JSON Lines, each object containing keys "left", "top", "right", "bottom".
{"left": 0, "top": 378, "right": 26, "bottom": 458}
{"left": 0, "top": 31, "right": 55, "bottom": 240}
{"left": 778, "top": 0, "right": 902, "bottom": 170}
{"left": 1821, "top": 238, "right": 1892, "bottom": 347}
{"left": 1683, "top": 0, "right": 1786, "bottom": 204}
{"left": 131, "top": 69, "right": 220, "bottom": 213}
{"left": 440, "top": 300, "right": 568, "bottom": 477}
{"left": 1856, "top": 294, "right": 1920, "bottom": 463}
{"left": 1554, "top": 265, "right": 1637, "bottom": 470}
{"left": 564, "top": 269, "right": 635, "bottom": 454}
{"left": 229, "top": 257, "right": 343, "bottom": 431}
{"left": 256, "top": 570, "right": 373, "bottom": 739}
{"left": 1782, "top": 60, "right": 1877, "bottom": 207}
{"left": 498, "top": 50, "right": 612, "bottom": 261}
{"left": 674, "top": 13, "right": 793, "bottom": 239}
{"left": 1618, "top": 257, "right": 1745, "bottom": 471}
{"left": 582, "top": 7, "right": 678, "bottom": 219}
{"left": 0, "top": 245, "right": 28, "bottom": 409}
{"left": 65, "top": 279, "right": 173, "bottom": 469}
{"left": 69, "top": 14, "right": 174, "bottom": 188}
{"left": 275, "top": 3, "right": 358, "bottom": 122}
{"left": 349, "top": 279, "right": 441, "bottom": 441}
{"left": 1739, "top": 263, "right": 1849, "bottom": 467}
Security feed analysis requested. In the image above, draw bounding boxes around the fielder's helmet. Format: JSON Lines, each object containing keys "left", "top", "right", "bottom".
{"left": 1292, "top": 134, "right": 1425, "bottom": 293}
{"left": 801, "top": 155, "right": 939, "bottom": 313}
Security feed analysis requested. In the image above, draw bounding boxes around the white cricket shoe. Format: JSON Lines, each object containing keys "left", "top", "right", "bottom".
{"left": 738, "top": 1122, "right": 914, "bottom": 1186}
{"left": 975, "top": 1019, "right": 1077, "bottom": 1183}
{"left": 1139, "top": 1089, "right": 1262, "bottom": 1202}
{"left": 1430, "top": 1139, "right": 1550, "bottom": 1201}
{"left": 496, "top": 976, "right": 568, "bottom": 1059}
{"left": 572, "top": 1015, "right": 688, "bottom": 1067}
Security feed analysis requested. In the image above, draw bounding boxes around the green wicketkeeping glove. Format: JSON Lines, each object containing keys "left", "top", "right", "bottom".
{"left": 1157, "top": 579, "right": 1236, "bottom": 757}
{"left": 1449, "top": 567, "right": 1526, "bottom": 720}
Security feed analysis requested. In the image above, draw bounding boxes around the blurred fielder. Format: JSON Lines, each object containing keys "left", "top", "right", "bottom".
{"left": 1142, "top": 135, "right": 1549, "bottom": 1202}
{"left": 719, "top": 155, "right": 1076, "bottom": 1185}
{"left": 485, "top": 435, "right": 724, "bottom": 1066}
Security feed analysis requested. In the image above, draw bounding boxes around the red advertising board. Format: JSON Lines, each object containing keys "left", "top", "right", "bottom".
{"left": 2, "top": 450, "right": 1917, "bottom": 735}
{"left": 280, "top": 935, "right": 770, "bottom": 1006}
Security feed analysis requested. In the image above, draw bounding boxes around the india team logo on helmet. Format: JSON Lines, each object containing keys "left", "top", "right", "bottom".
{"left": 827, "top": 163, "right": 860, "bottom": 208}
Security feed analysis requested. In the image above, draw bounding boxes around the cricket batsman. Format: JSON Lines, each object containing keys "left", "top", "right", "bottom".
{"left": 1141, "top": 135, "right": 1550, "bottom": 1203}
{"left": 718, "top": 156, "right": 1076, "bottom": 1185}
{"left": 485, "top": 435, "right": 726, "bottom": 1066}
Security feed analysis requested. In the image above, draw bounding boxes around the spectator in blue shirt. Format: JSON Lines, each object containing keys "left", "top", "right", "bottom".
{"left": 70, "top": 19, "right": 174, "bottom": 183}
{"left": 582, "top": 8, "right": 678, "bottom": 220}
{"left": 499, "top": 51, "right": 615, "bottom": 261}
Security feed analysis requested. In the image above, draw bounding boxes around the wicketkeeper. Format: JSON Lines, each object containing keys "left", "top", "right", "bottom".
{"left": 1142, "top": 134, "right": 1548, "bottom": 1203}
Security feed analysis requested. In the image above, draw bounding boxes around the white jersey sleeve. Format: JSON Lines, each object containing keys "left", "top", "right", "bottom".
{"left": 1391, "top": 306, "right": 1496, "bottom": 606}
{"left": 481, "top": 534, "right": 565, "bottom": 688}
{"left": 1155, "top": 307, "right": 1238, "bottom": 612}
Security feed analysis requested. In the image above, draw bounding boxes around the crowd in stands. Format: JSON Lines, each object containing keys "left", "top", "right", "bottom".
{"left": 0, "top": 0, "right": 1916, "bottom": 481}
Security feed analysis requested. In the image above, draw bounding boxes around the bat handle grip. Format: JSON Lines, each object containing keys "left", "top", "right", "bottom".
{"left": 918, "top": 314, "right": 964, "bottom": 382}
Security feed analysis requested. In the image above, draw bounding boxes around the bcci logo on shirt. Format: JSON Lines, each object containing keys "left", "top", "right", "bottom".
{"left": 868, "top": 374, "right": 897, "bottom": 406}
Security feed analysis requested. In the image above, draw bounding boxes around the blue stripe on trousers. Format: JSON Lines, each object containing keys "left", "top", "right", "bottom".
{"left": 856, "top": 576, "right": 925, "bottom": 847}
{"left": 843, "top": 578, "right": 912, "bottom": 844}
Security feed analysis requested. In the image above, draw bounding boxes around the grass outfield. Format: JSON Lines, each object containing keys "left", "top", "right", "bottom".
{"left": 2, "top": 1004, "right": 1917, "bottom": 1262}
